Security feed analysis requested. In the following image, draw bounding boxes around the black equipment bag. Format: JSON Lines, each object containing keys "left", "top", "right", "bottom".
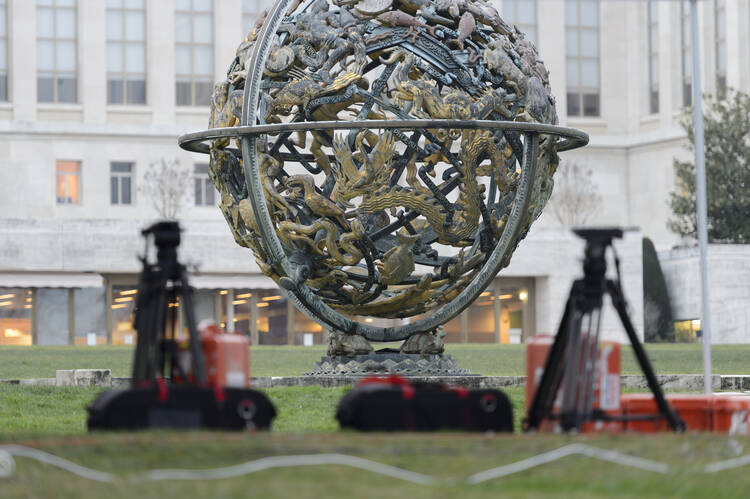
{"left": 87, "top": 383, "right": 276, "bottom": 431}
{"left": 336, "top": 376, "right": 513, "bottom": 432}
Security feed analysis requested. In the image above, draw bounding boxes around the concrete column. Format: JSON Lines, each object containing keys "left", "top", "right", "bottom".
{"left": 74, "top": 287, "right": 107, "bottom": 344}
{"left": 536, "top": 0, "right": 566, "bottom": 122}
{"left": 533, "top": 276, "right": 552, "bottom": 336}
{"left": 725, "top": 0, "right": 748, "bottom": 91}
{"left": 36, "top": 289, "right": 70, "bottom": 345}
{"left": 459, "top": 310, "right": 468, "bottom": 344}
{"left": 31, "top": 288, "right": 38, "bottom": 345}
{"left": 105, "top": 279, "right": 113, "bottom": 344}
{"left": 214, "top": 0, "right": 242, "bottom": 82}
{"left": 10, "top": 0, "right": 36, "bottom": 121}
{"left": 598, "top": 0, "right": 629, "bottom": 130}
{"left": 214, "top": 291, "right": 222, "bottom": 324}
{"left": 286, "top": 299, "right": 294, "bottom": 345}
{"left": 226, "top": 288, "right": 235, "bottom": 332}
{"left": 659, "top": 0, "right": 677, "bottom": 121}
{"left": 526, "top": 280, "right": 536, "bottom": 342}
{"left": 249, "top": 292, "right": 259, "bottom": 345}
{"left": 148, "top": 0, "right": 175, "bottom": 124}
{"left": 177, "top": 296, "right": 185, "bottom": 338}
{"left": 80, "top": 0, "right": 106, "bottom": 124}
{"left": 698, "top": 0, "right": 710, "bottom": 96}
{"left": 493, "top": 284, "right": 501, "bottom": 344}
{"left": 68, "top": 288, "right": 75, "bottom": 345}
{"left": 630, "top": 1, "right": 650, "bottom": 126}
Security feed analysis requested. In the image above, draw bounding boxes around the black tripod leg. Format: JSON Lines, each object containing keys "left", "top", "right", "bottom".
{"left": 177, "top": 266, "right": 207, "bottom": 385}
{"left": 607, "top": 280, "right": 685, "bottom": 432}
{"left": 559, "top": 306, "right": 585, "bottom": 431}
{"left": 131, "top": 269, "right": 152, "bottom": 384}
{"left": 525, "top": 284, "right": 576, "bottom": 431}
{"left": 146, "top": 282, "right": 169, "bottom": 381}
{"left": 132, "top": 268, "right": 166, "bottom": 384}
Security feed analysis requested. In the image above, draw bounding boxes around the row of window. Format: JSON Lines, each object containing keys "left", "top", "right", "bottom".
{"left": 55, "top": 160, "right": 215, "bottom": 207}
{"left": 0, "top": 0, "right": 272, "bottom": 106}
{"left": 0, "top": 283, "right": 530, "bottom": 346}
{"left": 0, "top": 0, "right": 738, "bottom": 113}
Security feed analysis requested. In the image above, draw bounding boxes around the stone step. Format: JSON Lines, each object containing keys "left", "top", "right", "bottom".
{"left": 3, "top": 373, "right": 750, "bottom": 391}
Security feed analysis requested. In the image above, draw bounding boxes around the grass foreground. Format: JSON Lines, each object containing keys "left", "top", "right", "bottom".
{"left": 2, "top": 429, "right": 749, "bottom": 498}
{"left": 2, "top": 345, "right": 749, "bottom": 497}
{"left": 1, "top": 343, "right": 749, "bottom": 379}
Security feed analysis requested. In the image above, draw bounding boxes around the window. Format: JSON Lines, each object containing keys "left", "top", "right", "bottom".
{"left": 647, "top": 1, "right": 659, "bottom": 114}
{"left": 194, "top": 163, "right": 214, "bottom": 206}
{"left": 111, "top": 286, "right": 138, "bottom": 345}
{"left": 110, "top": 162, "right": 133, "bottom": 205}
{"left": 565, "top": 0, "right": 600, "bottom": 117}
{"left": 175, "top": 0, "right": 213, "bottom": 106}
{"left": 0, "top": 0, "right": 8, "bottom": 101}
{"left": 242, "top": 0, "right": 274, "bottom": 35}
{"left": 0, "top": 288, "right": 34, "bottom": 346}
{"left": 681, "top": 1, "right": 692, "bottom": 107}
{"left": 37, "top": 0, "right": 78, "bottom": 103}
{"left": 502, "top": 0, "right": 537, "bottom": 45}
{"left": 715, "top": 0, "right": 726, "bottom": 97}
{"left": 56, "top": 160, "right": 80, "bottom": 204}
{"left": 106, "top": 0, "right": 146, "bottom": 105}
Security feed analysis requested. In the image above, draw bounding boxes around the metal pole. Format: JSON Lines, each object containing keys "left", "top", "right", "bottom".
{"left": 690, "top": 0, "right": 712, "bottom": 395}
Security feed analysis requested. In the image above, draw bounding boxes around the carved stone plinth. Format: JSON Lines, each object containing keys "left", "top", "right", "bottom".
{"left": 305, "top": 351, "right": 472, "bottom": 376}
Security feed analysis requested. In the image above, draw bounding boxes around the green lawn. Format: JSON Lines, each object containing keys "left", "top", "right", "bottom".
{"left": 0, "top": 385, "right": 527, "bottom": 438}
{"left": 1, "top": 343, "right": 749, "bottom": 380}
{"left": 1, "top": 384, "right": 749, "bottom": 497}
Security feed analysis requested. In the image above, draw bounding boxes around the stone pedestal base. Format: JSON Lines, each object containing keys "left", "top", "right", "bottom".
{"left": 305, "top": 352, "right": 472, "bottom": 376}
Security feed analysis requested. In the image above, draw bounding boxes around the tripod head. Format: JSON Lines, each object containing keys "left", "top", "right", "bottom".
{"left": 142, "top": 221, "right": 182, "bottom": 280}
{"left": 573, "top": 228, "right": 623, "bottom": 312}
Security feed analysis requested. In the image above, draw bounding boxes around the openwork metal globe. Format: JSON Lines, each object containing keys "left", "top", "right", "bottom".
{"left": 179, "top": 0, "right": 587, "bottom": 357}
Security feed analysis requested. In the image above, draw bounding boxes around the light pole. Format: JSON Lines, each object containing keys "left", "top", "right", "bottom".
{"left": 689, "top": 0, "right": 712, "bottom": 395}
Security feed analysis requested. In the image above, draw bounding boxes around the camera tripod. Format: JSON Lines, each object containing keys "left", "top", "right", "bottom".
{"left": 131, "top": 221, "right": 207, "bottom": 385}
{"left": 525, "top": 228, "right": 685, "bottom": 432}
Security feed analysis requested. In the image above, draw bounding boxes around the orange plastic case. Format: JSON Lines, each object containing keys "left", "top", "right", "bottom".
{"left": 526, "top": 334, "right": 621, "bottom": 432}
{"left": 712, "top": 396, "right": 750, "bottom": 434}
{"left": 199, "top": 322, "right": 249, "bottom": 388}
{"left": 621, "top": 394, "right": 711, "bottom": 432}
{"left": 620, "top": 394, "right": 750, "bottom": 434}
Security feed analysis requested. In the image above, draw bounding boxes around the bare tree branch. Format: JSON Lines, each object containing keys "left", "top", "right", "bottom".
{"left": 547, "top": 162, "right": 603, "bottom": 228}
{"left": 139, "top": 158, "right": 192, "bottom": 220}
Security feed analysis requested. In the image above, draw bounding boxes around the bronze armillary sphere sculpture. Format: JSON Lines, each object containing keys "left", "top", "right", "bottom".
{"left": 179, "top": 0, "right": 588, "bottom": 372}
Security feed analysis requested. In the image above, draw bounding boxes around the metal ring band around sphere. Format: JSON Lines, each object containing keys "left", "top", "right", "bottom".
{"left": 179, "top": 120, "right": 590, "bottom": 154}
{"left": 178, "top": 0, "right": 590, "bottom": 341}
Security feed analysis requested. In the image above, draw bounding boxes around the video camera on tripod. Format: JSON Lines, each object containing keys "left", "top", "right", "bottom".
{"left": 525, "top": 227, "right": 686, "bottom": 433}
{"left": 131, "top": 221, "right": 206, "bottom": 385}
{"left": 87, "top": 221, "right": 275, "bottom": 431}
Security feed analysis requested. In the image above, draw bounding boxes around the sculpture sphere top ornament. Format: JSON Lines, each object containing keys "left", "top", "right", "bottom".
{"left": 179, "top": 0, "right": 588, "bottom": 362}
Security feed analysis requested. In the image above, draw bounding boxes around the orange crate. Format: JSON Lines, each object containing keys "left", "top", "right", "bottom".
{"left": 200, "top": 321, "right": 249, "bottom": 388}
{"left": 712, "top": 396, "right": 750, "bottom": 435}
{"left": 621, "top": 394, "right": 712, "bottom": 432}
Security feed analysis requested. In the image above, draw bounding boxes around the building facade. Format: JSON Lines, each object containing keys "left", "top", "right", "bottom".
{"left": 0, "top": 0, "right": 747, "bottom": 346}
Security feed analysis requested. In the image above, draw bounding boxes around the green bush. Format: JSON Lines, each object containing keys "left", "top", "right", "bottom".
{"left": 642, "top": 238, "right": 675, "bottom": 342}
